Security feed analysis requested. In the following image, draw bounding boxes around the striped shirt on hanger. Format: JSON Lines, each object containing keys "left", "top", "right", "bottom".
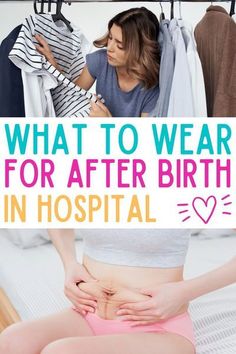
{"left": 9, "top": 14, "right": 95, "bottom": 117}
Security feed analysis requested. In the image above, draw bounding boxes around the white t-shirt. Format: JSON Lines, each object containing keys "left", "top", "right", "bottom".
{"left": 178, "top": 19, "right": 207, "bottom": 117}
{"left": 167, "top": 19, "right": 195, "bottom": 117}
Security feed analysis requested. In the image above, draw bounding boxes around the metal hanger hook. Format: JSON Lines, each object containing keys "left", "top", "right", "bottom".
{"left": 159, "top": 1, "right": 164, "bottom": 14}
{"left": 170, "top": 0, "right": 174, "bottom": 20}
{"left": 230, "top": 0, "right": 235, "bottom": 16}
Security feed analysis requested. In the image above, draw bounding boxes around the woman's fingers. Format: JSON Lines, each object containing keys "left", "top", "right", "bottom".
{"left": 118, "top": 299, "right": 154, "bottom": 312}
{"left": 66, "top": 285, "right": 97, "bottom": 301}
{"left": 119, "top": 315, "right": 156, "bottom": 322}
{"left": 35, "top": 34, "right": 49, "bottom": 48}
{"left": 65, "top": 290, "right": 97, "bottom": 313}
{"left": 117, "top": 308, "right": 155, "bottom": 316}
{"left": 95, "top": 99, "right": 111, "bottom": 115}
{"left": 130, "top": 320, "right": 157, "bottom": 327}
{"left": 90, "top": 100, "right": 99, "bottom": 111}
{"left": 94, "top": 99, "right": 107, "bottom": 111}
{"left": 72, "top": 301, "right": 96, "bottom": 313}
{"left": 89, "top": 101, "right": 99, "bottom": 116}
{"left": 65, "top": 290, "right": 96, "bottom": 302}
{"left": 89, "top": 101, "right": 109, "bottom": 117}
{"left": 71, "top": 300, "right": 95, "bottom": 313}
{"left": 35, "top": 33, "right": 44, "bottom": 43}
{"left": 64, "top": 286, "right": 97, "bottom": 312}
{"left": 67, "top": 290, "right": 96, "bottom": 306}
{"left": 35, "top": 44, "right": 45, "bottom": 55}
{"left": 73, "top": 309, "right": 87, "bottom": 316}
{"left": 91, "top": 100, "right": 107, "bottom": 112}
{"left": 73, "top": 297, "right": 97, "bottom": 307}
{"left": 34, "top": 34, "right": 53, "bottom": 60}
{"left": 96, "top": 94, "right": 104, "bottom": 102}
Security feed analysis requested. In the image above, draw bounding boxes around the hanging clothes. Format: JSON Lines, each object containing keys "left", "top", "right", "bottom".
{"left": 0, "top": 25, "right": 25, "bottom": 117}
{"left": 177, "top": 19, "right": 207, "bottom": 117}
{"left": 9, "top": 14, "right": 94, "bottom": 117}
{"left": 150, "top": 19, "right": 175, "bottom": 117}
{"left": 167, "top": 19, "right": 195, "bottom": 117}
{"left": 195, "top": 6, "right": 236, "bottom": 117}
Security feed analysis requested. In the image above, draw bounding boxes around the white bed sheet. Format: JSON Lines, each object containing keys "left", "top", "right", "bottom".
{"left": 185, "top": 236, "right": 236, "bottom": 353}
{"left": 0, "top": 230, "right": 235, "bottom": 354}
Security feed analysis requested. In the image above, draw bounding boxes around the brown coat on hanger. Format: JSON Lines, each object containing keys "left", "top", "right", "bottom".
{"left": 195, "top": 5, "right": 236, "bottom": 117}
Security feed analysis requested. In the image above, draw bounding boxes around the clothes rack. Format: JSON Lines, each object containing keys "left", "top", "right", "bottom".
{"left": 31, "top": 0, "right": 235, "bottom": 17}
{"left": 6, "top": 0, "right": 233, "bottom": 2}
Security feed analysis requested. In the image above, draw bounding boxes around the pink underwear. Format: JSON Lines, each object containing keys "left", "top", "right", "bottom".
{"left": 83, "top": 311, "right": 195, "bottom": 346}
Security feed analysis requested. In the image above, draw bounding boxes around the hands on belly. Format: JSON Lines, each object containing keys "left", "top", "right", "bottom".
{"left": 78, "top": 280, "right": 189, "bottom": 324}
{"left": 78, "top": 280, "right": 150, "bottom": 320}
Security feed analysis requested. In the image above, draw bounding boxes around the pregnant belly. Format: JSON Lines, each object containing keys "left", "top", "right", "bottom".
{"left": 78, "top": 281, "right": 150, "bottom": 320}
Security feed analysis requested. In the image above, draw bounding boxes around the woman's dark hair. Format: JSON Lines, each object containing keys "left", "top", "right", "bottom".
{"left": 94, "top": 7, "right": 160, "bottom": 89}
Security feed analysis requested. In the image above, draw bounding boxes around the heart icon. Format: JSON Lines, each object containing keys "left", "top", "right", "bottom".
{"left": 192, "top": 196, "right": 217, "bottom": 224}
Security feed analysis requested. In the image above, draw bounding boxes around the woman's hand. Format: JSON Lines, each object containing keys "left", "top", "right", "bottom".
{"left": 64, "top": 261, "right": 98, "bottom": 316}
{"left": 35, "top": 34, "right": 60, "bottom": 69}
{"left": 35, "top": 34, "right": 53, "bottom": 61}
{"left": 89, "top": 99, "right": 112, "bottom": 117}
{"left": 116, "top": 281, "right": 188, "bottom": 326}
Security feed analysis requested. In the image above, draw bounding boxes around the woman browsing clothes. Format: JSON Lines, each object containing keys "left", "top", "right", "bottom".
{"left": 34, "top": 7, "right": 160, "bottom": 117}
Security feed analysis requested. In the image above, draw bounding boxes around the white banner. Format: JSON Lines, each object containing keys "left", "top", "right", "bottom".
{"left": 0, "top": 118, "right": 235, "bottom": 228}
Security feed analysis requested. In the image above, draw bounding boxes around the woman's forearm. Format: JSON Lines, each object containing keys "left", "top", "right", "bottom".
{"left": 48, "top": 56, "right": 63, "bottom": 73}
{"left": 35, "top": 34, "right": 63, "bottom": 73}
{"left": 47, "top": 229, "right": 78, "bottom": 270}
{"left": 182, "top": 256, "right": 236, "bottom": 302}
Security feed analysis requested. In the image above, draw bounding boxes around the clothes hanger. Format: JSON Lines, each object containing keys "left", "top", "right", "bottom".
{"left": 52, "top": 0, "right": 74, "bottom": 32}
{"left": 170, "top": 0, "right": 174, "bottom": 20}
{"left": 40, "top": 0, "right": 45, "bottom": 14}
{"left": 34, "top": 0, "right": 38, "bottom": 14}
{"left": 34, "top": 0, "right": 55, "bottom": 15}
{"left": 34, "top": 0, "right": 45, "bottom": 14}
{"left": 159, "top": 1, "right": 165, "bottom": 21}
{"left": 230, "top": 0, "right": 235, "bottom": 16}
{"left": 48, "top": 0, "right": 52, "bottom": 13}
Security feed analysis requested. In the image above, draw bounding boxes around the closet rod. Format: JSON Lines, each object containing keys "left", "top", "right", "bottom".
{"left": 4, "top": 0, "right": 230, "bottom": 2}
{"left": 32, "top": 0, "right": 231, "bottom": 3}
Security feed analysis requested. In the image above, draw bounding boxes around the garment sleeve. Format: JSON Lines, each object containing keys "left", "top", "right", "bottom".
{"left": 0, "top": 26, "right": 25, "bottom": 117}
{"left": 80, "top": 33, "right": 93, "bottom": 60}
{"left": 9, "top": 15, "right": 44, "bottom": 72}
{"left": 86, "top": 50, "right": 103, "bottom": 79}
{"left": 142, "top": 85, "right": 160, "bottom": 114}
{"left": 68, "top": 29, "right": 91, "bottom": 81}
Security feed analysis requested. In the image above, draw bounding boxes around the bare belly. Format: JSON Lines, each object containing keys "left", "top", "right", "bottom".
{"left": 81, "top": 255, "right": 188, "bottom": 320}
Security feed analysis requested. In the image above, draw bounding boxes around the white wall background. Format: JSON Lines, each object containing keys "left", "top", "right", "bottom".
{"left": 0, "top": 1, "right": 232, "bottom": 43}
